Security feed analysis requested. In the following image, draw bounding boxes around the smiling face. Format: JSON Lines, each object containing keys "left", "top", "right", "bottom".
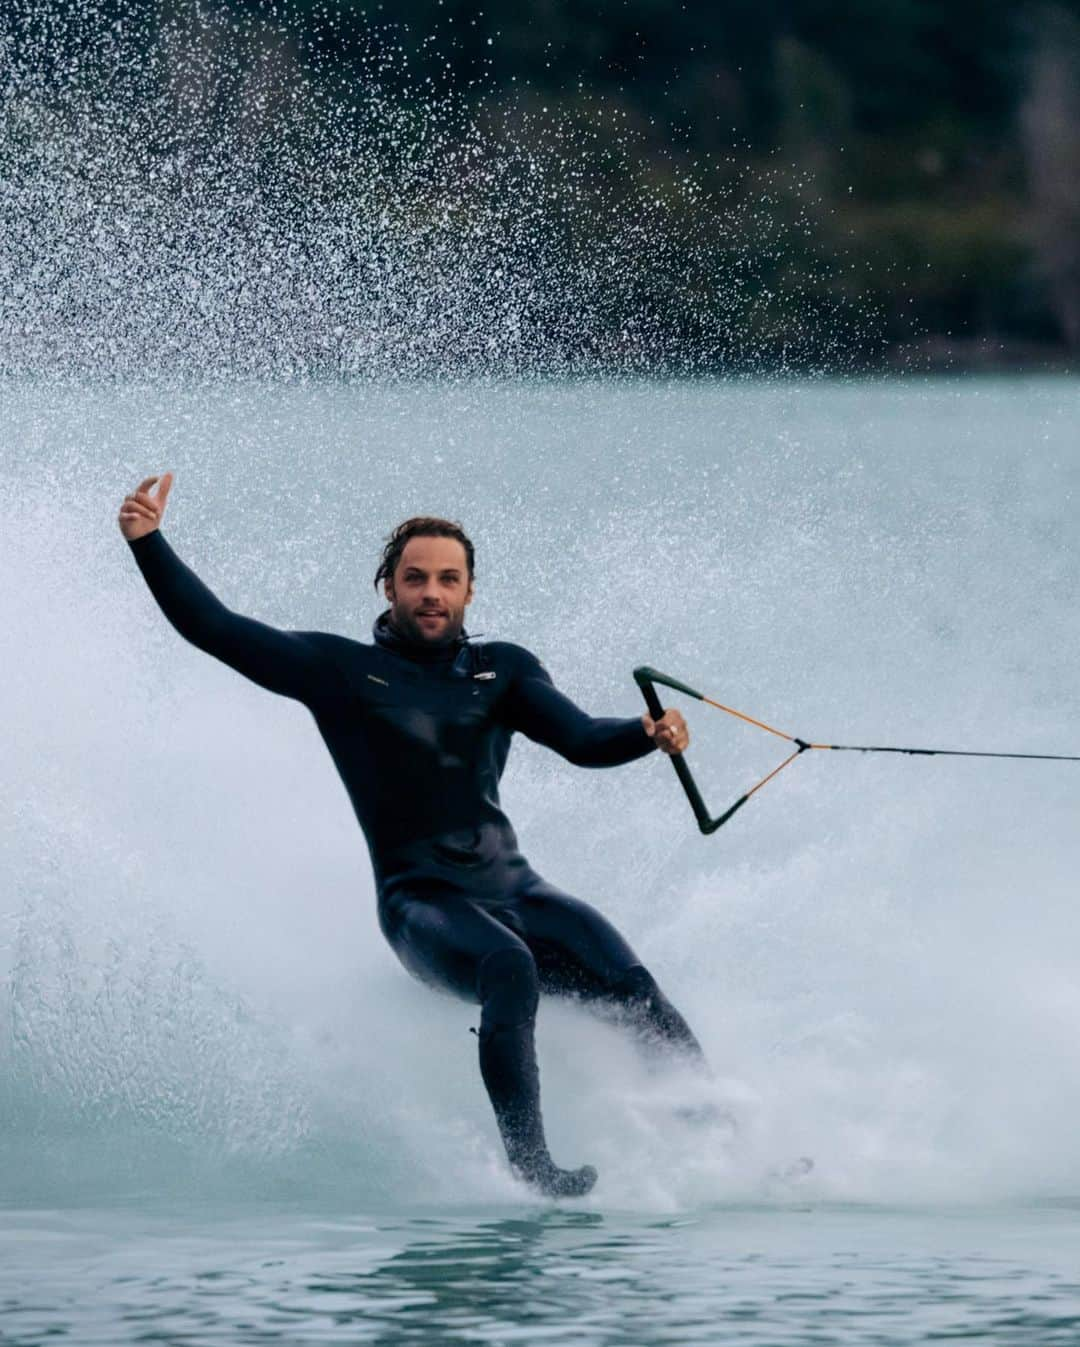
{"left": 384, "top": 534, "right": 474, "bottom": 645}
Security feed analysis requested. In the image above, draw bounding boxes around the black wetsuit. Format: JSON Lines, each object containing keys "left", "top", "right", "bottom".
{"left": 128, "top": 530, "right": 703, "bottom": 1194}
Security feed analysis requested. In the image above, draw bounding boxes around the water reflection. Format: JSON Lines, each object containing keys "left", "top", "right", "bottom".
{"left": 284, "top": 1209, "right": 625, "bottom": 1343}
{"left": 7, "top": 1205, "right": 1080, "bottom": 1345}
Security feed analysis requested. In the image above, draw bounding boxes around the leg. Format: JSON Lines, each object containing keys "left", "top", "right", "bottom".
{"left": 379, "top": 890, "right": 596, "bottom": 1196}
{"left": 512, "top": 879, "right": 707, "bottom": 1066}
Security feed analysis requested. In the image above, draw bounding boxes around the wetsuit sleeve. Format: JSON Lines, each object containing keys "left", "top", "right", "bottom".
{"left": 503, "top": 647, "right": 656, "bottom": 768}
{"left": 127, "top": 530, "right": 346, "bottom": 704}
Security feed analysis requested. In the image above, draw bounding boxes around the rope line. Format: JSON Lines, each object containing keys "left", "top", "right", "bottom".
{"left": 699, "top": 696, "right": 795, "bottom": 743}
{"left": 811, "top": 743, "right": 1080, "bottom": 762}
{"left": 742, "top": 747, "right": 805, "bottom": 800}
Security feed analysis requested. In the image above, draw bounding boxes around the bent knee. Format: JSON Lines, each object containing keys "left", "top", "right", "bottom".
{"left": 609, "top": 963, "right": 659, "bottom": 1005}
{"left": 477, "top": 946, "right": 539, "bottom": 1030}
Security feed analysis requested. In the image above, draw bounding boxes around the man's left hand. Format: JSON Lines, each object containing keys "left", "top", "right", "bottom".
{"left": 642, "top": 708, "right": 689, "bottom": 755}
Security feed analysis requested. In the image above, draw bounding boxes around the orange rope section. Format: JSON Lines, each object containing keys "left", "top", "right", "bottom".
{"left": 700, "top": 696, "right": 796, "bottom": 743}
{"left": 743, "top": 748, "right": 805, "bottom": 800}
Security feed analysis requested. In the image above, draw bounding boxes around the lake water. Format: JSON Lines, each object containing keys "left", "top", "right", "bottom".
{"left": 6, "top": 1200, "right": 1080, "bottom": 1345}
{"left": 2, "top": 375, "right": 1079, "bottom": 1343}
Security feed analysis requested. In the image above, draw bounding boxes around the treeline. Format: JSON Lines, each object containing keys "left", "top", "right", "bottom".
{"left": 296, "top": 0, "right": 1080, "bottom": 365}
{"left": 6, "top": 0, "right": 1080, "bottom": 370}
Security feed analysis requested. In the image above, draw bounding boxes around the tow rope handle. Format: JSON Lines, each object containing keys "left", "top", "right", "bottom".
{"left": 633, "top": 665, "right": 785, "bottom": 834}
{"left": 635, "top": 663, "right": 1080, "bottom": 836}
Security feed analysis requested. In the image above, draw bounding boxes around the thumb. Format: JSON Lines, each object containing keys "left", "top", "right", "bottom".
{"left": 641, "top": 714, "right": 656, "bottom": 737}
{"left": 156, "top": 472, "right": 174, "bottom": 507}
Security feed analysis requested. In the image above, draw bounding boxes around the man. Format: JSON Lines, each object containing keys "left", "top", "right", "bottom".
{"left": 119, "top": 473, "right": 702, "bottom": 1197}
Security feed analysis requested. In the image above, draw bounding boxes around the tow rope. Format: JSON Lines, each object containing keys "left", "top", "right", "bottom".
{"left": 634, "top": 665, "right": 1080, "bottom": 836}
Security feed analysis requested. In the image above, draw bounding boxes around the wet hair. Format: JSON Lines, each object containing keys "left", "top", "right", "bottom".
{"left": 374, "top": 516, "right": 475, "bottom": 591}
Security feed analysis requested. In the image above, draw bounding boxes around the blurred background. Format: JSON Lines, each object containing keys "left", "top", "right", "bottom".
{"left": 3, "top": 0, "right": 1079, "bottom": 375}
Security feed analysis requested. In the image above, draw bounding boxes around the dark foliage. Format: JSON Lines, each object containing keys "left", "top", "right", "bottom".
{"left": 4, "top": 0, "right": 1079, "bottom": 369}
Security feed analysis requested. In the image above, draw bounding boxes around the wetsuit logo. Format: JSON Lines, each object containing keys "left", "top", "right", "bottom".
{"left": 473, "top": 671, "right": 497, "bottom": 680}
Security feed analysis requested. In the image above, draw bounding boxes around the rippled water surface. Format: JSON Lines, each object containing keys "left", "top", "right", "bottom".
{"left": 7, "top": 1202, "right": 1080, "bottom": 1345}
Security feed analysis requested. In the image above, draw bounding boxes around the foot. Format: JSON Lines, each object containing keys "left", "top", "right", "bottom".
{"left": 513, "top": 1159, "right": 598, "bottom": 1198}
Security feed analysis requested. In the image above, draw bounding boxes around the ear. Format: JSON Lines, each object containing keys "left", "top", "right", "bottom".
{"left": 384, "top": 577, "right": 395, "bottom": 604}
{"left": 465, "top": 579, "right": 475, "bottom": 606}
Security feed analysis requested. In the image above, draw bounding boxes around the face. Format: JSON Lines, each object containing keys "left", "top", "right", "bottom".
{"left": 385, "top": 535, "right": 474, "bottom": 645}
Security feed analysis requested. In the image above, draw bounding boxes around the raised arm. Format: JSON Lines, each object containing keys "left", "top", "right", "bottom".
{"left": 119, "top": 474, "right": 345, "bottom": 704}
{"left": 502, "top": 645, "right": 659, "bottom": 767}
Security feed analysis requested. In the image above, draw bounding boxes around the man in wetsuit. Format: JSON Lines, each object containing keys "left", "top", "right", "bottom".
{"left": 119, "top": 473, "right": 703, "bottom": 1197}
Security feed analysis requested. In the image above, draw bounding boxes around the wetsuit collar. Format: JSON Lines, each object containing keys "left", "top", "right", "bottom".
{"left": 372, "top": 609, "right": 471, "bottom": 664}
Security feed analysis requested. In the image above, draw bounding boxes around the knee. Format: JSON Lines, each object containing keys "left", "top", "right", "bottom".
{"left": 477, "top": 946, "right": 539, "bottom": 1032}
{"left": 609, "top": 963, "right": 659, "bottom": 1007}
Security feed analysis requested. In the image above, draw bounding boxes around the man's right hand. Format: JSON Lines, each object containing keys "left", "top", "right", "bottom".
{"left": 118, "top": 473, "right": 173, "bottom": 541}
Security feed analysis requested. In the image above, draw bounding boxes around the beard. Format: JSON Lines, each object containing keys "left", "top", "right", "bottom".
{"left": 391, "top": 601, "right": 466, "bottom": 645}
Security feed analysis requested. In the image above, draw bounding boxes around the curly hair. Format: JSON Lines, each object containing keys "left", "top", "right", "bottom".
{"left": 374, "top": 516, "right": 475, "bottom": 591}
